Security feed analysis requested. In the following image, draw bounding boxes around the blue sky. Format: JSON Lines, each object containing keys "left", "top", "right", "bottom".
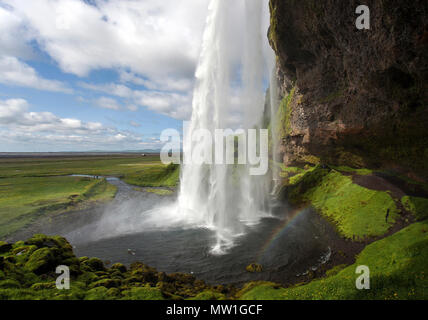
{"left": 0, "top": 0, "right": 210, "bottom": 151}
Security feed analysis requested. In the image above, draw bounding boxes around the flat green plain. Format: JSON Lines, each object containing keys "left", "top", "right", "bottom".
{"left": 0, "top": 154, "right": 179, "bottom": 239}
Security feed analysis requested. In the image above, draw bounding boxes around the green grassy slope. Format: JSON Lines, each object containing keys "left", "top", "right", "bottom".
{"left": 0, "top": 177, "right": 116, "bottom": 239}
{"left": 239, "top": 221, "right": 428, "bottom": 300}
{"left": 286, "top": 166, "right": 398, "bottom": 239}
{"left": 242, "top": 164, "right": 428, "bottom": 300}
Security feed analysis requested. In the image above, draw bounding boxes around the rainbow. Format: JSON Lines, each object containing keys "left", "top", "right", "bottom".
{"left": 256, "top": 206, "right": 311, "bottom": 262}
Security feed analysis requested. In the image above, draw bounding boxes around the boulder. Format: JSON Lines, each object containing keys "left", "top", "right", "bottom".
{"left": 0, "top": 241, "right": 12, "bottom": 254}
{"left": 246, "top": 263, "right": 263, "bottom": 273}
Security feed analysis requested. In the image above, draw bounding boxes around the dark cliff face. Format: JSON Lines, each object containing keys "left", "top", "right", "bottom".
{"left": 269, "top": 0, "right": 428, "bottom": 179}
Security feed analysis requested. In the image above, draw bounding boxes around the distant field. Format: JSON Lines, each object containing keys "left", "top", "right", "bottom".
{"left": 0, "top": 154, "right": 180, "bottom": 239}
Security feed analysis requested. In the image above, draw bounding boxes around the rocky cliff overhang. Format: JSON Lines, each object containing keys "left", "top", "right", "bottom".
{"left": 269, "top": 0, "right": 428, "bottom": 180}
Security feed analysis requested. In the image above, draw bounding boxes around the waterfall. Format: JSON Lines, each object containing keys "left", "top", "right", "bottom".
{"left": 176, "top": 0, "right": 273, "bottom": 254}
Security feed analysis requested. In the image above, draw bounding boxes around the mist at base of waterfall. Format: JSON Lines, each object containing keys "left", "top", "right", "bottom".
{"left": 63, "top": 178, "right": 272, "bottom": 256}
{"left": 72, "top": 205, "right": 338, "bottom": 286}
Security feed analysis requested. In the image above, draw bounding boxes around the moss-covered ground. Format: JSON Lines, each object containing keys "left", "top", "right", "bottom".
{"left": 239, "top": 221, "right": 428, "bottom": 300}
{"left": 0, "top": 234, "right": 231, "bottom": 300}
{"left": 242, "top": 162, "right": 428, "bottom": 300}
{"left": 284, "top": 166, "right": 399, "bottom": 240}
{"left": 401, "top": 196, "right": 428, "bottom": 220}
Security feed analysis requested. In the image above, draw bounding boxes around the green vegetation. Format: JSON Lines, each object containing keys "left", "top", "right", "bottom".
{"left": 0, "top": 154, "right": 158, "bottom": 178}
{"left": 0, "top": 234, "right": 229, "bottom": 300}
{"left": 144, "top": 188, "right": 174, "bottom": 196}
{"left": 402, "top": 196, "right": 428, "bottom": 220}
{"left": 0, "top": 176, "right": 116, "bottom": 239}
{"left": 189, "top": 290, "right": 226, "bottom": 300}
{"left": 286, "top": 166, "right": 398, "bottom": 239}
{"left": 246, "top": 263, "right": 263, "bottom": 273}
{"left": 0, "top": 154, "right": 180, "bottom": 188}
{"left": 331, "top": 165, "right": 373, "bottom": 176}
{"left": 238, "top": 221, "right": 428, "bottom": 300}
{"left": 123, "top": 163, "right": 179, "bottom": 188}
{"left": 275, "top": 87, "right": 296, "bottom": 141}
{"left": 0, "top": 155, "right": 180, "bottom": 239}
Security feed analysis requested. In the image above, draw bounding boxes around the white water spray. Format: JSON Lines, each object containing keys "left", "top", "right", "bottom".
{"left": 177, "top": 0, "right": 274, "bottom": 254}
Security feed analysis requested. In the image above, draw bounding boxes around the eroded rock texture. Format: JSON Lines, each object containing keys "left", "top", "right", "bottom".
{"left": 269, "top": 0, "right": 428, "bottom": 179}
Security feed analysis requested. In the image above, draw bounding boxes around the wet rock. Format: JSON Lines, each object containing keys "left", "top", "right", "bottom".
{"left": 111, "top": 263, "right": 127, "bottom": 273}
{"left": 0, "top": 241, "right": 12, "bottom": 254}
{"left": 269, "top": 0, "right": 428, "bottom": 178}
{"left": 130, "top": 262, "right": 158, "bottom": 284}
{"left": 246, "top": 263, "right": 263, "bottom": 273}
{"left": 89, "top": 278, "right": 121, "bottom": 289}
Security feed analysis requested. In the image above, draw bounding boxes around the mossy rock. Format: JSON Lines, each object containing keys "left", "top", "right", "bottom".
{"left": 235, "top": 281, "right": 279, "bottom": 299}
{"left": 189, "top": 290, "right": 226, "bottom": 300}
{"left": 156, "top": 281, "right": 176, "bottom": 294}
{"left": 121, "top": 286, "right": 164, "bottom": 300}
{"left": 167, "top": 272, "right": 196, "bottom": 284}
{"left": 246, "top": 263, "right": 263, "bottom": 273}
{"left": 30, "top": 282, "right": 57, "bottom": 290}
{"left": 402, "top": 196, "right": 428, "bottom": 220}
{"left": 109, "top": 270, "right": 125, "bottom": 279}
{"left": 106, "top": 287, "right": 121, "bottom": 298}
{"left": 24, "top": 247, "right": 57, "bottom": 275}
{"left": 89, "top": 278, "right": 122, "bottom": 289}
{"left": 122, "top": 276, "right": 141, "bottom": 286}
{"left": 111, "top": 263, "right": 127, "bottom": 273}
{"left": 0, "top": 241, "right": 12, "bottom": 254}
{"left": 81, "top": 257, "right": 105, "bottom": 272}
{"left": 24, "top": 234, "right": 64, "bottom": 249}
{"left": 85, "top": 286, "right": 110, "bottom": 300}
{"left": 130, "top": 262, "right": 158, "bottom": 284}
{"left": 77, "top": 271, "right": 99, "bottom": 285}
{"left": 12, "top": 245, "right": 37, "bottom": 257}
{"left": 0, "top": 279, "right": 21, "bottom": 289}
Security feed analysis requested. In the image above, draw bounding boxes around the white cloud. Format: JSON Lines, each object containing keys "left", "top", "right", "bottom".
{"left": 0, "top": 0, "right": 212, "bottom": 120}
{"left": 80, "top": 81, "right": 192, "bottom": 119}
{"left": 0, "top": 55, "right": 72, "bottom": 93}
{"left": 94, "top": 96, "right": 121, "bottom": 110}
{"left": 129, "top": 121, "right": 141, "bottom": 128}
{"left": 2, "top": 0, "right": 209, "bottom": 79}
{"left": 119, "top": 70, "right": 193, "bottom": 92}
{"left": 0, "top": 98, "right": 149, "bottom": 151}
{"left": 80, "top": 82, "right": 133, "bottom": 98}
{"left": 0, "top": 5, "right": 34, "bottom": 59}
{"left": 135, "top": 90, "right": 192, "bottom": 120}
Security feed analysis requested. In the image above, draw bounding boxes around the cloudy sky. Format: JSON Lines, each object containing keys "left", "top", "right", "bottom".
{"left": 0, "top": 0, "right": 273, "bottom": 152}
{"left": 0, "top": 0, "right": 213, "bottom": 151}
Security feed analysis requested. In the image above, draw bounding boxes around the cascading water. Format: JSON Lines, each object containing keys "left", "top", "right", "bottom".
{"left": 82, "top": 0, "right": 277, "bottom": 255}
{"left": 177, "top": 0, "right": 274, "bottom": 254}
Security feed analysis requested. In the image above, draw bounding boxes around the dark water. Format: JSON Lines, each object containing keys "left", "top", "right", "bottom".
{"left": 72, "top": 208, "right": 336, "bottom": 285}
{"left": 10, "top": 177, "right": 343, "bottom": 286}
